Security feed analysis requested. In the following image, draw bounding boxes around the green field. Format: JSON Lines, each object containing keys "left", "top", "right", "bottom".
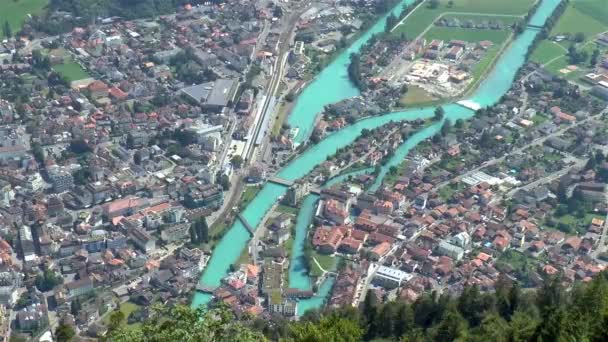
{"left": 0, "top": 0, "right": 48, "bottom": 34}
{"left": 393, "top": 0, "right": 534, "bottom": 38}
{"left": 53, "top": 60, "right": 90, "bottom": 82}
{"left": 434, "top": 0, "right": 535, "bottom": 15}
{"left": 239, "top": 185, "right": 261, "bottom": 210}
{"left": 103, "top": 302, "right": 142, "bottom": 330}
{"left": 398, "top": 85, "right": 437, "bottom": 107}
{"left": 424, "top": 27, "right": 510, "bottom": 44}
{"left": 550, "top": 1, "right": 607, "bottom": 38}
{"left": 530, "top": 40, "right": 568, "bottom": 65}
{"left": 441, "top": 14, "right": 520, "bottom": 26}
{"left": 528, "top": 0, "right": 607, "bottom": 79}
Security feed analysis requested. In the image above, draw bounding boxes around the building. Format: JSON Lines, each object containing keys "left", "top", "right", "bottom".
{"left": 179, "top": 79, "right": 238, "bottom": 112}
{"left": 16, "top": 303, "right": 48, "bottom": 331}
{"left": 436, "top": 241, "right": 465, "bottom": 261}
{"left": 161, "top": 224, "right": 190, "bottom": 242}
{"left": 65, "top": 277, "right": 94, "bottom": 298}
{"left": 47, "top": 166, "right": 74, "bottom": 193}
{"left": 247, "top": 164, "right": 266, "bottom": 183}
{"left": 262, "top": 263, "right": 283, "bottom": 295}
{"left": 267, "top": 292, "right": 297, "bottom": 317}
{"left": 284, "top": 180, "right": 309, "bottom": 206}
{"left": 373, "top": 266, "right": 412, "bottom": 289}
{"left": 129, "top": 228, "right": 156, "bottom": 253}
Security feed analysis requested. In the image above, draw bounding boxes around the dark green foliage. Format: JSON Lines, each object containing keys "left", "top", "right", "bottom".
{"left": 35, "top": 268, "right": 63, "bottom": 292}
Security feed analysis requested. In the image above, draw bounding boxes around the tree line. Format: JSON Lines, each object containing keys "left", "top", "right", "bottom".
{"left": 104, "top": 272, "right": 608, "bottom": 341}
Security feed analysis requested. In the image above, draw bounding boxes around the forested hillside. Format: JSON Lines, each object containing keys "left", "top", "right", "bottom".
{"left": 106, "top": 273, "right": 608, "bottom": 341}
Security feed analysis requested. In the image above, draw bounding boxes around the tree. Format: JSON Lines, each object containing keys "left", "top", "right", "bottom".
{"left": 590, "top": 49, "right": 600, "bottom": 67}
{"left": 385, "top": 13, "right": 398, "bottom": 33}
{"left": 70, "top": 298, "right": 82, "bottom": 316}
{"left": 574, "top": 32, "right": 586, "bottom": 43}
{"left": 440, "top": 121, "right": 451, "bottom": 136}
{"left": 2, "top": 21, "right": 11, "bottom": 39}
{"left": 428, "top": 0, "right": 440, "bottom": 9}
{"left": 231, "top": 155, "right": 244, "bottom": 169}
{"left": 31, "top": 142, "right": 45, "bottom": 163}
{"left": 55, "top": 323, "right": 75, "bottom": 342}
{"left": 434, "top": 106, "right": 445, "bottom": 121}
{"left": 109, "top": 305, "right": 266, "bottom": 342}
{"left": 432, "top": 306, "right": 468, "bottom": 342}
{"left": 290, "top": 313, "right": 363, "bottom": 342}
{"left": 189, "top": 216, "right": 209, "bottom": 244}
{"left": 219, "top": 174, "right": 230, "bottom": 191}
{"left": 35, "top": 268, "right": 63, "bottom": 291}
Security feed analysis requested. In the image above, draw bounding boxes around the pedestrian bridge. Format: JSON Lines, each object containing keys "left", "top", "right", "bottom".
{"left": 236, "top": 213, "right": 255, "bottom": 237}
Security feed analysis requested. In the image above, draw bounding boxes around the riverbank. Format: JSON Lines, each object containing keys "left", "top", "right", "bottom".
{"left": 191, "top": 0, "right": 565, "bottom": 314}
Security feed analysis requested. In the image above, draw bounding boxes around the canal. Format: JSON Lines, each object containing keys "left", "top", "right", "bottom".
{"left": 192, "top": 0, "right": 564, "bottom": 312}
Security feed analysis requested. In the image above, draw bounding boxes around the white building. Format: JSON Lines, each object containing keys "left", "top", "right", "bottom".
{"left": 373, "top": 266, "right": 412, "bottom": 289}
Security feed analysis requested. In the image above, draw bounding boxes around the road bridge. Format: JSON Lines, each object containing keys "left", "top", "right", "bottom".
{"left": 236, "top": 213, "right": 255, "bottom": 237}
{"left": 267, "top": 176, "right": 294, "bottom": 187}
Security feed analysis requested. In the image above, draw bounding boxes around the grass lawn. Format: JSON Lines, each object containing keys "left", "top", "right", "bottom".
{"left": 435, "top": 0, "right": 534, "bottom": 15}
{"left": 53, "top": 60, "right": 90, "bottom": 82}
{"left": 573, "top": 0, "right": 608, "bottom": 26}
{"left": 239, "top": 185, "right": 261, "bottom": 210}
{"left": 441, "top": 14, "right": 520, "bottom": 26}
{"left": 272, "top": 101, "right": 291, "bottom": 137}
{"left": 103, "top": 302, "right": 141, "bottom": 329}
{"left": 393, "top": 0, "right": 534, "bottom": 38}
{"left": 235, "top": 247, "right": 251, "bottom": 265}
{"left": 0, "top": 0, "right": 47, "bottom": 34}
{"left": 550, "top": 0, "right": 607, "bottom": 38}
{"left": 424, "top": 27, "right": 509, "bottom": 44}
{"left": 496, "top": 250, "right": 530, "bottom": 270}
{"left": 310, "top": 250, "right": 336, "bottom": 277}
{"left": 399, "top": 85, "right": 437, "bottom": 107}
{"left": 530, "top": 40, "right": 567, "bottom": 65}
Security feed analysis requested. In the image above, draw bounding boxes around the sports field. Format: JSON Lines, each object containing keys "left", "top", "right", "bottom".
{"left": 0, "top": 0, "right": 48, "bottom": 34}
{"left": 53, "top": 60, "right": 90, "bottom": 82}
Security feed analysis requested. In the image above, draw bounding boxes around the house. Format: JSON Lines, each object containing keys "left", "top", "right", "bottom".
{"left": 312, "top": 226, "right": 344, "bottom": 254}
{"left": 129, "top": 228, "right": 156, "bottom": 254}
{"left": 369, "top": 242, "right": 391, "bottom": 260}
{"left": 322, "top": 199, "right": 350, "bottom": 224}
{"left": 339, "top": 237, "right": 362, "bottom": 254}
{"left": 446, "top": 46, "right": 463, "bottom": 60}
{"left": 436, "top": 241, "right": 464, "bottom": 261}
{"left": 87, "top": 81, "right": 109, "bottom": 99}
{"left": 270, "top": 214, "right": 292, "bottom": 231}
{"left": 66, "top": 277, "right": 94, "bottom": 298}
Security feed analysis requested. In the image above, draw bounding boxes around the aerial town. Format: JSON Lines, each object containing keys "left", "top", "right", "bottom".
{"left": 0, "top": 0, "right": 607, "bottom": 341}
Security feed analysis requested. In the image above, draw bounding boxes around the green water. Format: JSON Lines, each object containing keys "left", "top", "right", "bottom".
{"left": 192, "top": 0, "right": 564, "bottom": 311}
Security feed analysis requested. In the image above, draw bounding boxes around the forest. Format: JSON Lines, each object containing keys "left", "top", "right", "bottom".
{"left": 104, "top": 272, "right": 608, "bottom": 341}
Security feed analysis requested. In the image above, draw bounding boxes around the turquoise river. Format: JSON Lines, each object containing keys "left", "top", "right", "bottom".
{"left": 192, "top": 0, "right": 564, "bottom": 314}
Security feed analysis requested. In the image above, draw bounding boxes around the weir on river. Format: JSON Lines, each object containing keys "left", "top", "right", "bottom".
{"left": 192, "top": 0, "right": 565, "bottom": 313}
